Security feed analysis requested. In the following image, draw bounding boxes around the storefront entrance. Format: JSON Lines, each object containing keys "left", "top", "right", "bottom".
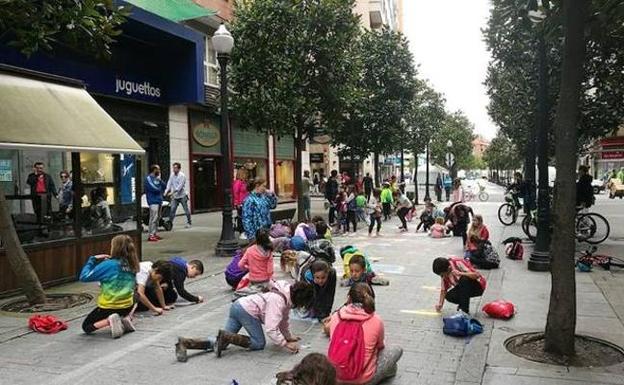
{"left": 192, "top": 157, "right": 221, "bottom": 211}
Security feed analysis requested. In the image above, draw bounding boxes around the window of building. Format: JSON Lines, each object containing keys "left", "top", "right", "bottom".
{"left": 204, "top": 36, "right": 219, "bottom": 86}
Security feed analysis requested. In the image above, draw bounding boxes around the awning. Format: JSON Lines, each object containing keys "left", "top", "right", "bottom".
{"left": 125, "top": 0, "right": 217, "bottom": 22}
{"left": 0, "top": 71, "right": 145, "bottom": 154}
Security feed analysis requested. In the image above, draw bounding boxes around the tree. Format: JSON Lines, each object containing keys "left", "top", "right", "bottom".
{"left": 545, "top": 0, "right": 588, "bottom": 357}
{"left": 333, "top": 28, "right": 417, "bottom": 186}
{"left": 230, "top": 0, "right": 361, "bottom": 221}
{"left": 0, "top": 0, "right": 129, "bottom": 58}
{"left": 483, "top": 133, "right": 522, "bottom": 181}
{"left": 0, "top": 0, "right": 128, "bottom": 305}
{"left": 430, "top": 111, "right": 475, "bottom": 178}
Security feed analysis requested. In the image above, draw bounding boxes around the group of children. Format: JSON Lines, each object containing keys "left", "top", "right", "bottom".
{"left": 79, "top": 234, "right": 204, "bottom": 338}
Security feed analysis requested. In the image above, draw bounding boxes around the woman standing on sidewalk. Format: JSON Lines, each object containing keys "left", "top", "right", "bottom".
{"left": 242, "top": 177, "right": 277, "bottom": 241}
{"left": 233, "top": 168, "right": 249, "bottom": 235}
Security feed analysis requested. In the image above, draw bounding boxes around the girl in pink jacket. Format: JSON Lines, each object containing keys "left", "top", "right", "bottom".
{"left": 174, "top": 281, "right": 314, "bottom": 362}
{"left": 236, "top": 229, "right": 274, "bottom": 295}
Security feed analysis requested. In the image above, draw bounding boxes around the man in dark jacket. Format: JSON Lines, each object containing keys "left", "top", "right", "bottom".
{"left": 325, "top": 169, "right": 339, "bottom": 225}
{"left": 26, "top": 162, "right": 56, "bottom": 222}
{"left": 363, "top": 172, "right": 374, "bottom": 202}
{"left": 162, "top": 257, "right": 205, "bottom": 305}
{"left": 577, "top": 165, "right": 594, "bottom": 208}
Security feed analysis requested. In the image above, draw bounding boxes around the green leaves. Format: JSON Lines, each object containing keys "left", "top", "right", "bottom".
{"left": 483, "top": 133, "right": 522, "bottom": 171}
{"left": 430, "top": 111, "right": 476, "bottom": 170}
{"left": 0, "top": 0, "right": 128, "bottom": 58}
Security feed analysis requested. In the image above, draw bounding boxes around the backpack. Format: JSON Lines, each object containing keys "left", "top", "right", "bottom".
{"left": 328, "top": 312, "right": 366, "bottom": 381}
{"left": 225, "top": 249, "right": 247, "bottom": 288}
{"left": 502, "top": 237, "right": 524, "bottom": 260}
{"left": 28, "top": 315, "right": 68, "bottom": 334}
{"left": 308, "top": 239, "right": 336, "bottom": 264}
{"left": 442, "top": 312, "right": 483, "bottom": 337}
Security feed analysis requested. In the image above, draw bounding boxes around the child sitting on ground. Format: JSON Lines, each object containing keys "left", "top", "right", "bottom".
{"left": 225, "top": 249, "right": 247, "bottom": 289}
{"left": 340, "top": 245, "right": 389, "bottom": 286}
{"left": 429, "top": 217, "right": 449, "bottom": 239}
{"left": 304, "top": 260, "right": 337, "bottom": 321}
{"left": 166, "top": 257, "right": 204, "bottom": 305}
{"left": 340, "top": 254, "right": 375, "bottom": 297}
{"left": 79, "top": 234, "right": 139, "bottom": 338}
{"left": 236, "top": 228, "right": 275, "bottom": 296}
{"left": 135, "top": 260, "right": 174, "bottom": 315}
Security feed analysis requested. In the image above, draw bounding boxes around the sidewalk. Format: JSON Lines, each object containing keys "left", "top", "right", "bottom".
{"left": 0, "top": 184, "right": 623, "bottom": 384}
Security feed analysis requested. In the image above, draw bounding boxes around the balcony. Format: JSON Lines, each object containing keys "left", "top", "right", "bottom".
{"left": 369, "top": 0, "right": 383, "bottom": 29}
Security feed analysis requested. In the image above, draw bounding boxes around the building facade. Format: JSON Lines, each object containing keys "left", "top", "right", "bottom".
{"left": 472, "top": 135, "right": 490, "bottom": 159}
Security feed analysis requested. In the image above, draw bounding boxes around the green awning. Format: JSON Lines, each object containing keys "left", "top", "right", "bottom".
{"left": 125, "top": 0, "right": 217, "bottom": 22}
{"left": 0, "top": 72, "right": 145, "bottom": 154}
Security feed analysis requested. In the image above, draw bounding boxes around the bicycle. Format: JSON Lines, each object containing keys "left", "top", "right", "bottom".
{"left": 576, "top": 246, "right": 624, "bottom": 271}
{"left": 521, "top": 208, "right": 610, "bottom": 244}
{"left": 477, "top": 184, "right": 489, "bottom": 202}
{"left": 498, "top": 192, "right": 522, "bottom": 225}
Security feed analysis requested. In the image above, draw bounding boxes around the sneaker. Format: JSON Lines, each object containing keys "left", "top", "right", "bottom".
{"left": 185, "top": 223, "right": 192, "bottom": 229}
{"left": 108, "top": 314, "right": 124, "bottom": 339}
{"left": 147, "top": 235, "right": 159, "bottom": 242}
{"left": 121, "top": 316, "right": 135, "bottom": 333}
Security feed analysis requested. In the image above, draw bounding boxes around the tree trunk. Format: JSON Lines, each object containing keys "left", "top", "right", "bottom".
{"left": 413, "top": 151, "right": 419, "bottom": 205}
{"left": 295, "top": 123, "right": 306, "bottom": 222}
{"left": 373, "top": 152, "right": 380, "bottom": 187}
{"left": 0, "top": 188, "right": 46, "bottom": 304}
{"left": 544, "top": 0, "right": 588, "bottom": 357}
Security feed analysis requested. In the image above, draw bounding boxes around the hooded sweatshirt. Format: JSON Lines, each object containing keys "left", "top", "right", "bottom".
{"left": 329, "top": 305, "right": 385, "bottom": 384}
{"left": 238, "top": 244, "right": 274, "bottom": 282}
{"left": 238, "top": 280, "right": 293, "bottom": 346}
{"left": 168, "top": 256, "right": 200, "bottom": 303}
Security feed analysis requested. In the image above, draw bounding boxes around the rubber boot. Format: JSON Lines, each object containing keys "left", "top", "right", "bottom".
{"left": 216, "top": 330, "right": 251, "bottom": 358}
{"left": 175, "top": 337, "right": 213, "bottom": 362}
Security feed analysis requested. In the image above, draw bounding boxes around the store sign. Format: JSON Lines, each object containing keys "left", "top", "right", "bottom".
{"left": 115, "top": 78, "right": 161, "bottom": 99}
{"left": 0, "top": 159, "right": 12, "bottom": 182}
{"left": 602, "top": 151, "right": 624, "bottom": 160}
{"left": 193, "top": 123, "right": 220, "bottom": 147}
{"left": 310, "top": 153, "right": 324, "bottom": 163}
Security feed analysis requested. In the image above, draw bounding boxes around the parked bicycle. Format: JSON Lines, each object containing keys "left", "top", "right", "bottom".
{"left": 576, "top": 246, "right": 624, "bottom": 271}
{"left": 522, "top": 208, "right": 610, "bottom": 244}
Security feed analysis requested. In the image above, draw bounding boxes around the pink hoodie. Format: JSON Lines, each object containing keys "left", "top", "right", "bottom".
{"left": 238, "top": 280, "right": 293, "bottom": 346}
{"left": 328, "top": 305, "right": 385, "bottom": 384}
{"left": 233, "top": 179, "right": 249, "bottom": 207}
{"left": 238, "top": 245, "right": 274, "bottom": 282}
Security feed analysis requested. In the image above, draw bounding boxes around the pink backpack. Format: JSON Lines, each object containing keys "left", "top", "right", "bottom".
{"left": 328, "top": 312, "right": 366, "bottom": 381}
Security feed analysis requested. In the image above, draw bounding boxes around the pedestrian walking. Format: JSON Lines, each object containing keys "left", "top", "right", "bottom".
{"left": 301, "top": 170, "right": 313, "bottom": 220}
{"left": 345, "top": 186, "right": 358, "bottom": 233}
{"left": 367, "top": 189, "right": 383, "bottom": 237}
{"left": 242, "top": 177, "right": 277, "bottom": 241}
{"left": 145, "top": 165, "right": 165, "bottom": 242}
{"left": 433, "top": 257, "right": 486, "bottom": 314}
{"left": 380, "top": 182, "right": 394, "bottom": 221}
{"left": 78, "top": 235, "right": 140, "bottom": 338}
{"left": 325, "top": 170, "right": 339, "bottom": 225}
{"left": 363, "top": 172, "right": 374, "bottom": 202}
{"left": 452, "top": 178, "right": 464, "bottom": 203}
{"left": 233, "top": 168, "right": 250, "bottom": 237}
{"left": 174, "top": 281, "right": 314, "bottom": 362}
{"left": 26, "top": 161, "right": 56, "bottom": 223}
{"left": 313, "top": 173, "right": 320, "bottom": 194}
{"left": 435, "top": 173, "right": 443, "bottom": 202}
{"left": 576, "top": 165, "right": 594, "bottom": 208}
{"left": 394, "top": 190, "right": 412, "bottom": 232}
{"left": 443, "top": 174, "right": 452, "bottom": 202}
{"left": 165, "top": 162, "right": 192, "bottom": 229}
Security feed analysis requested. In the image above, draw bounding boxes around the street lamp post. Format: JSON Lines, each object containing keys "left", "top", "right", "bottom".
{"left": 213, "top": 24, "right": 238, "bottom": 257}
{"left": 528, "top": 4, "right": 551, "bottom": 271}
{"left": 425, "top": 139, "right": 431, "bottom": 199}
{"left": 446, "top": 140, "right": 454, "bottom": 178}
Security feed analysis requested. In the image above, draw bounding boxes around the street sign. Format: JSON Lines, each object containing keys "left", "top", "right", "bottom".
{"left": 446, "top": 153, "right": 455, "bottom": 167}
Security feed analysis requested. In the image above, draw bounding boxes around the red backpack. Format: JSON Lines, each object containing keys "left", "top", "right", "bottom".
{"left": 28, "top": 315, "right": 68, "bottom": 334}
{"left": 327, "top": 312, "right": 366, "bottom": 381}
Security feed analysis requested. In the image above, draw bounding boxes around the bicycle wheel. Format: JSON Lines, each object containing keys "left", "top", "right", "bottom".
{"left": 522, "top": 215, "right": 537, "bottom": 242}
{"left": 575, "top": 214, "right": 596, "bottom": 243}
{"left": 479, "top": 191, "right": 489, "bottom": 201}
{"left": 498, "top": 203, "right": 517, "bottom": 225}
{"left": 581, "top": 213, "right": 610, "bottom": 244}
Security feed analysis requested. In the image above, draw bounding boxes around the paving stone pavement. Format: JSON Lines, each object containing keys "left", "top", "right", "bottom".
{"left": 1, "top": 181, "right": 624, "bottom": 385}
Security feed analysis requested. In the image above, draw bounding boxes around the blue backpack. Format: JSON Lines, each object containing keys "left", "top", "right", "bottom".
{"left": 443, "top": 312, "right": 483, "bottom": 337}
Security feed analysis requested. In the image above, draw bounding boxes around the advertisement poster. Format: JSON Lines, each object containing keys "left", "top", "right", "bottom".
{"left": 0, "top": 159, "right": 12, "bottom": 182}
{"left": 120, "top": 154, "right": 136, "bottom": 205}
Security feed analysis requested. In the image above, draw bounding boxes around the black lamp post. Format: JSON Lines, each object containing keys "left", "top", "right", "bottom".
{"left": 446, "top": 140, "right": 454, "bottom": 178}
{"left": 213, "top": 24, "right": 238, "bottom": 257}
{"left": 527, "top": 4, "right": 551, "bottom": 271}
{"left": 425, "top": 139, "right": 431, "bottom": 199}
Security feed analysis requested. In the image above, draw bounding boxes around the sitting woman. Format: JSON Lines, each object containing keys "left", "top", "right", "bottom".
{"left": 464, "top": 214, "right": 489, "bottom": 259}
{"left": 433, "top": 257, "right": 487, "bottom": 314}
{"left": 324, "top": 283, "right": 403, "bottom": 385}
{"left": 174, "top": 281, "right": 314, "bottom": 362}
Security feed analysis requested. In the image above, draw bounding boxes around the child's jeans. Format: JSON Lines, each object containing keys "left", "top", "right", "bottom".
{"left": 224, "top": 302, "right": 265, "bottom": 350}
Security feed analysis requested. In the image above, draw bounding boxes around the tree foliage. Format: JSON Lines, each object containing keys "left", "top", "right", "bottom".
{"left": 0, "top": 0, "right": 129, "bottom": 58}
{"left": 404, "top": 81, "right": 447, "bottom": 156}
{"left": 430, "top": 111, "right": 475, "bottom": 175}
{"left": 333, "top": 28, "right": 417, "bottom": 166}
{"left": 483, "top": 133, "right": 523, "bottom": 172}
{"left": 230, "top": 0, "right": 361, "bottom": 220}
{"left": 484, "top": 0, "right": 624, "bottom": 153}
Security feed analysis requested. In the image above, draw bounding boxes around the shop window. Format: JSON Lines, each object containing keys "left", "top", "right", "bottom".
{"left": 276, "top": 160, "right": 295, "bottom": 199}
{"left": 204, "top": 37, "right": 219, "bottom": 87}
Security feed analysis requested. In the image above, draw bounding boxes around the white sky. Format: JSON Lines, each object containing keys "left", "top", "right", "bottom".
{"left": 402, "top": 0, "right": 497, "bottom": 140}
